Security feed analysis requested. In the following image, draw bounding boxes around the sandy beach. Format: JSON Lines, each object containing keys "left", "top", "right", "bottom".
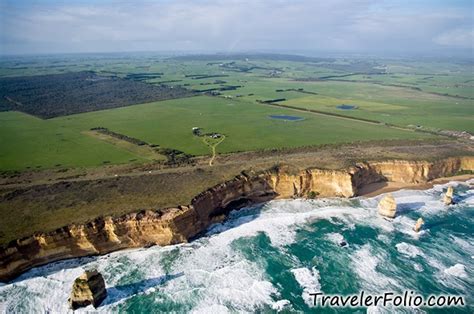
{"left": 358, "top": 174, "right": 474, "bottom": 198}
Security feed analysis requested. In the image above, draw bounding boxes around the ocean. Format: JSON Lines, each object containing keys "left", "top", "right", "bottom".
{"left": 1, "top": 180, "right": 472, "bottom": 313}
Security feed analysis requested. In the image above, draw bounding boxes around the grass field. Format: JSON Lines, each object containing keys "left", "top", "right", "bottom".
{"left": 1, "top": 54, "right": 471, "bottom": 171}
{"left": 278, "top": 81, "right": 474, "bottom": 132}
{"left": 0, "top": 111, "right": 145, "bottom": 170}
{"left": 0, "top": 96, "right": 432, "bottom": 170}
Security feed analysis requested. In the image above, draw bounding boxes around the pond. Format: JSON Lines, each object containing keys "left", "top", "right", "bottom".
{"left": 269, "top": 115, "right": 304, "bottom": 121}
{"left": 336, "top": 104, "right": 358, "bottom": 110}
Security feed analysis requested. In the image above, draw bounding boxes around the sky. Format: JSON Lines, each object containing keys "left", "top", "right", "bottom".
{"left": 0, "top": 0, "right": 473, "bottom": 57}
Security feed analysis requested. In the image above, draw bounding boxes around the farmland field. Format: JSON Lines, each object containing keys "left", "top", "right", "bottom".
{"left": 0, "top": 53, "right": 472, "bottom": 171}
{"left": 0, "top": 96, "right": 431, "bottom": 170}
{"left": 0, "top": 111, "right": 145, "bottom": 170}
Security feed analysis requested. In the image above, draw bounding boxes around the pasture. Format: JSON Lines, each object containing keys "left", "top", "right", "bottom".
{"left": 0, "top": 111, "right": 143, "bottom": 170}
{"left": 0, "top": 96, "right": 431, "bottom": 171}
{"left": 1, "top": 53, "right": 471, "bottom": 171}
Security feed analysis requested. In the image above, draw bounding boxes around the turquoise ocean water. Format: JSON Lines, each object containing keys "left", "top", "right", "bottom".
{"left": 0, "top": 180, "right": 472, "bottom": 313}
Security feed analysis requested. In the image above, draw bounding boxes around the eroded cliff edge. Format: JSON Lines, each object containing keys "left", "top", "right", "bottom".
{"left": 1, "top": 156, "right": 473, "bottom": 282}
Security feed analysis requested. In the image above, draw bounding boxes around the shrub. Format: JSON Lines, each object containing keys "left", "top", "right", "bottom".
{"left": 307, "top": 191, "right": 319, "bottom": 199}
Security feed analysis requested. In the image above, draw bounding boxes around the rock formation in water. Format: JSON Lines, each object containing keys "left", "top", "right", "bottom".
{"left": 443, "top": 186, "right": 454, "bottom": 205}
{"left": 68, "top": 270, "right": 107, "bottom": 310}
{"left": 0, "top": 156, "right": 473, "bottom": 282}
{"left": 413, "top": 218, "right": 425, "bottom": 232}
{"left": 378, "top": 194, "right": 397, "bottom": 218}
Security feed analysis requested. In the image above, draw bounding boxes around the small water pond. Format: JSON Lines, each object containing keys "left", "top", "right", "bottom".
{"left": 269, "top": 115, "right": 304, "bottom": 121}
{"left": 336, "top": 104, "right": 358, "bottom": 110}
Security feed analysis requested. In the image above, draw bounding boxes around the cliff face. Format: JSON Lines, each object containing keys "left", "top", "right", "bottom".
{"left": 268, "top": 167, "right": 356, "bottom": 198}
{"left": 1, "top": 156, "right": 472, "bottom": 282}
{"left": 69, "top": 270, "right": 107, "bottom": 309}
{"left": 363, "top": 157, "right": 470, "bottom": 183}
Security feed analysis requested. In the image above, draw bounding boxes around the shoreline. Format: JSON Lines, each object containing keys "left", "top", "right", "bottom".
{"left": 4, "top": 174, "right": 473, "bottom": 285}
{"left": 358, "top": 174, "right": 474, "bottom": 198}
{"left": 1, "top": 156, "right": 473, "bottom": 282}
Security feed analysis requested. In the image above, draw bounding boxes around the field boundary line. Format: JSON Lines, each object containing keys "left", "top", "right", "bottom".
{"left": 256, "top": 101, "right": 413, "bottom": 131}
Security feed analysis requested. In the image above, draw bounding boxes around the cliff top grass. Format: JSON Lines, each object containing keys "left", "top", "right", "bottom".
{"left": 0, "top": 139, "right": 472, "bottom": 246}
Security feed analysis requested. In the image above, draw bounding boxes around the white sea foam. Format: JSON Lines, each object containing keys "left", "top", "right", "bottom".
{"left": 290, "top": 267, "right": 320, "bottom": 307}
{"left": 271, "top": 299, "right": 291, "bottom": 311}
{"left": 376, "top": 234, "right": 391, "bottom": 243}
{"left": 392, "top": 216, "right": 426, "bottom": 238}
{"left": 426, "top": 255, "right": 470, "bottom": 291}
{"left": 350, "top": 244, "right": 400, "bottom": 291}
{"left": 192, "top": 304, "right": 230, "bottom": 314}
{"left": 207, "top": 199, "right": 367, "bottom": 248}
{"left": 444, "top": 264, "right": 468, "bottom": 279}
{"left": 395, "top": 242, "right": 424, "bottom": 258}
{"left": 413, "top": 263, "right": 423, "bottom": 272}
{"left": 325, "top": 232, "right": 346, "bottom": 246}
{"left": 450, "top": 235, "right": 474, "bottom": 256}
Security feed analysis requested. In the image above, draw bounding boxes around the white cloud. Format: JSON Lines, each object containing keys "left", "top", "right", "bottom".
{"left": 0, "top": 0, "right": 472, "bottom": 55}
{"left": 434, "top": 28, "right": 474, "bottom": 48}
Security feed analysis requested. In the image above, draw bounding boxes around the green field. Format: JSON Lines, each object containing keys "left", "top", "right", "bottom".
{"left": 1, "top": 54, "right": 471, "bottom": 171}
{"left": 0, "top": 111, "right": 145, "bottom": 170}
{"left": 0, "top": 96, "right": 432, "bottom": 170}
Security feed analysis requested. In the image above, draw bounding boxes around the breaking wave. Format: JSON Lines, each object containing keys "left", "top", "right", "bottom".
{"left": 0, "top": 180, "right": 472, "bottom": 313}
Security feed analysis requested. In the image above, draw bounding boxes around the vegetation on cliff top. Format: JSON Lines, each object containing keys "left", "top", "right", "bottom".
{"left": 0, "top": 140, "right": 471, "bottom": 246}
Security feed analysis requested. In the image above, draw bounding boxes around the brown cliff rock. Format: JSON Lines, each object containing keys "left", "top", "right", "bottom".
{"left": 68, "top": 270, "right": 107, "bottom": 310}
{"left": 0, "top": 156, "right": 473, "bottom": 282}
{"left": 443, "top": 186, "right": 454, "bottom": 205}
{"left": 378, "top": 194, "right": 397, "bottom": 218}
{"left": 413, "top": 218, "right": 425, "bottom": 232}
{"left": 365, "top": 158, "right": 470, "bottom": 183}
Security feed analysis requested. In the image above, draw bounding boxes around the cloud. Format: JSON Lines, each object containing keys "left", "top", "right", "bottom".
{"left": 0, "top": 0, "right": 472, "bottom": 56}
{"left": 434, "top": 28, "right": 474, "bottom": 48}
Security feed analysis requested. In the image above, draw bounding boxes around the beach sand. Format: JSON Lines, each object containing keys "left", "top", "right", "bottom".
{"left": 358, "top": 174, "right": 473, "bottom": 198}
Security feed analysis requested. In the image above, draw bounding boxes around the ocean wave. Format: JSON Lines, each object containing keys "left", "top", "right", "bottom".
{"left": 271, "top": 299, "right": 291, "bottom": 311}
{"left": 350, "top": 244, "right": 400, "bottom": 292}
{"left": 325, "top": 232, "right": 347, "bottom": 246}
{"left": 0, "top": 181, "right": 472, "bottom": 312}
{"left": 443, "top": 263, "right": 468, "bottom": 279}
{"left": 290, "top": 267, "right": 320, "bottom": 307}
{"left": 395, "top": 242, "right": 424, "bottom": 258}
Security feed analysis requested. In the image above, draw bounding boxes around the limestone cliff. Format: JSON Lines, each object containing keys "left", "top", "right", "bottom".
{"left": 413, "top": 218, "right": 424, "bottom": 232}
{"left": 1, "top": 156, "right": 472, "bottom": 282}
{"left": 378, "top": 194, "right": 397, "bottom": 218}
{"left": 69, "top": 270, "right": 107, "bottom": 309}
{"left": 362, "top": 158, "right": 471, "bottom": 183}
{"left": 444, "top": 186, "right": 454, "bottom": 205}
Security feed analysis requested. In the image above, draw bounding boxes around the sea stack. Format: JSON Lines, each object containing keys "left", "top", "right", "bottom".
{"left": 68, "top": 270, "right": 107, "bottom": 310}
{"left": 378, "top": 194, "right": 397, "bottom": 218}
{"left": 443, "top": 186, "right": 454, "bottom": 205}
{"left": 413, "top": 218, "right": 424, "bottom": 232}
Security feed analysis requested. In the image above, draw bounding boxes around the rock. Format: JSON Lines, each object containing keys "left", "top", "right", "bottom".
{"left": 413, "top": 218, "right": 424, "bottom": 232}
{"left": 443, "top": 186, "right": 454, "bottom": 205}
{"left": 339, "top": 241, "right": 348, "bottom": 247}
{"left": 2, "top": 156, "right": 474, "bottom": 282}
{"left": 68, "top": 270, "right": 107, "bottom": 310}
{"left": 378, "top": 194, "right": 397, "bottom": 218}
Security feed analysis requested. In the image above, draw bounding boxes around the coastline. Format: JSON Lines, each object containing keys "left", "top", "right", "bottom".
{"left": 1, "top": 156, "right": 473, "bottom": 282}
{"left": 358, "top": 174, "right": 474, "bottom": 198}
{"left": 2, "top": 177, "right": 472, "bottom": 312}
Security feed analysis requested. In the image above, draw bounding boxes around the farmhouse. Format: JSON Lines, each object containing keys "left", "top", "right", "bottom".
{"left": 210, "top": 133, "right": 222, "bottom": 139}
